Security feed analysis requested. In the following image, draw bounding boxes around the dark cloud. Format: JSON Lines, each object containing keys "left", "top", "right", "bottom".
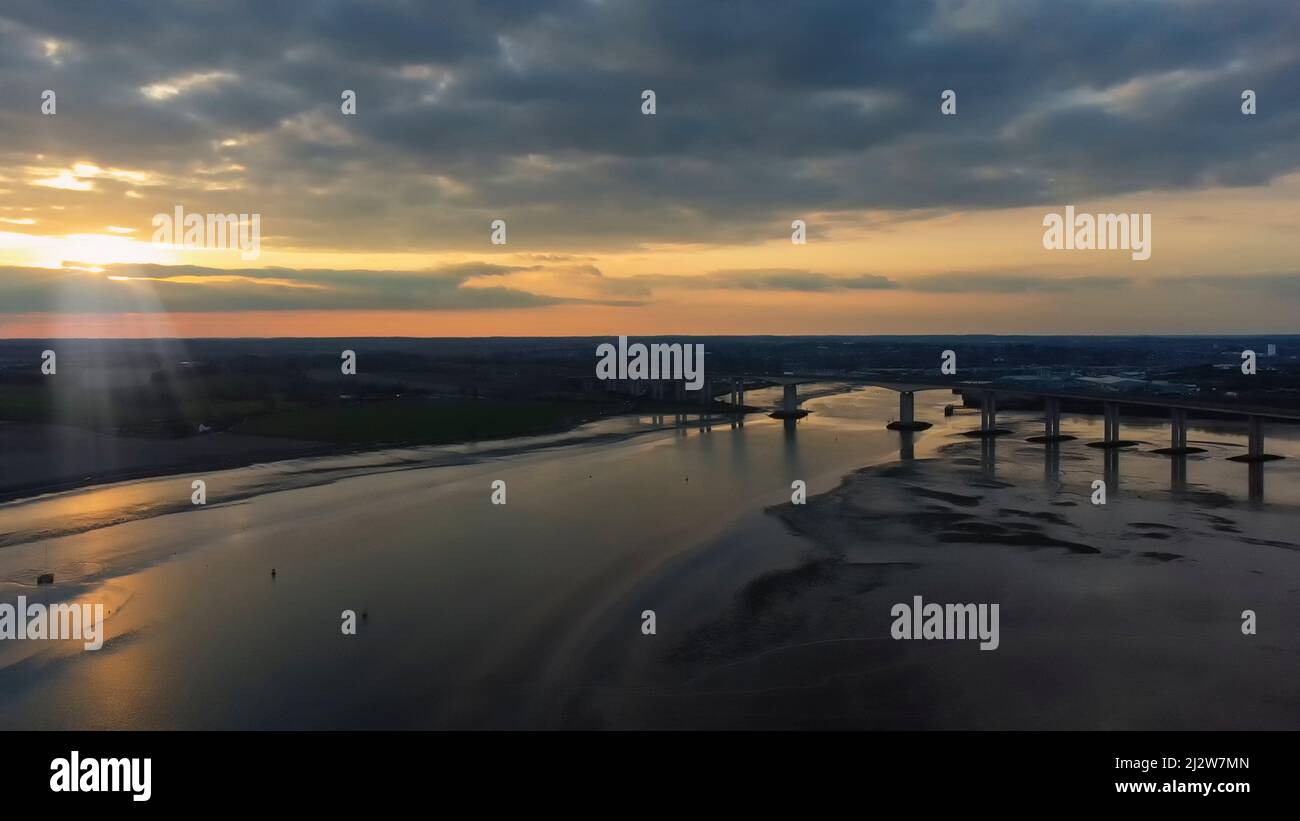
{"left": 0, "top": 261, "right": 638, "bottom": 312}
{"left": 0, "top": 0, "right": 1297, "bottom": 250}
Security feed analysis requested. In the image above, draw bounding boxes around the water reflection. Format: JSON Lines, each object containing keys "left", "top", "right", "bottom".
{"left": 1104, "top": 447, "right": 1120, "bottom": 495}
{"left": 1249, "top": 461, "right": 1265, "bottom": 504}
{"left": 1043, "top": 443, "right": 1061, "bottom": 492}
{"left": 3, "top": 384, "right": 1300, "bottom": 730}
{"left": 1170, "top": 455, "right": 1187, "bottom": 496}
{"left": 898, "top": 430, "right": 915, "bottom": 461}
{"left": 980, "top": 435, "right": 996, "bottom": 477}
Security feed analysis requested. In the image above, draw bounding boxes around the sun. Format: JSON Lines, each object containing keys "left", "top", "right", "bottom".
{"left": 0, "top": 231, "right": 178, "bottom": 269}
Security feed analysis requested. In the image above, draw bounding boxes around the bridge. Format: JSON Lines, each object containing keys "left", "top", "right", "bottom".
{"left": 581, "top": 370, "right": 1294, "bottom": 464}
{"left": 696, "top": 374, "right": 1295, "bottom": 464}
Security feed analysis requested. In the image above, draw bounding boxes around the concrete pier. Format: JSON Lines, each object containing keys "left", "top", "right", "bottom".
{"left": 1153, "top": 408, "right": 1205, "bottom": 454}
{"left": 961, "top": 391, "right": 1011, "bottom": 437}
{"left": 1087, "top": 401, "right": 1138, "bottom": 448}
{"left": 886, "top": 390, "right": 933, "bottom": 431}
{"left": 769, "top": 382, "right": 809, "bottom": 420}
{"left": 1228, "top": 415, "right": 1285, "bottom": 463}
{"left": 1027, "top": 397, "right": 1076, "bottom": 442}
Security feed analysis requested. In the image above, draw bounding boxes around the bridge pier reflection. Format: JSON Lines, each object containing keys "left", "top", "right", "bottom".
{"left": 1170, "top": 454, "right": 1188, "bottom": 495}
{"left": 980, "top": 434, "right": 997, "bottom": 477}
{"left": 1103, "top": 446, "right": 1121, "bottom": 495}
{"left": 1043, "top": 442, "right": 1061, "bottom": 491}
{"left": 1248, "top": 461, "right": 1265, "bottom": 503}
{"left": 898, "top": 430, "right": 915, "bottom": 461}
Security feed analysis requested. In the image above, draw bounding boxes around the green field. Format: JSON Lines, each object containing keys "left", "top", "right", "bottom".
{"left": 0, "top": 384, "right": 277, "bottom": 434}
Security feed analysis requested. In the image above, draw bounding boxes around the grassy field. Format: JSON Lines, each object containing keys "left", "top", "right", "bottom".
{"left": 0, "top": 384, "right": 278, "bottom": 434}
{"left": 235, "top": 398, "right": 616, "bottom": 445}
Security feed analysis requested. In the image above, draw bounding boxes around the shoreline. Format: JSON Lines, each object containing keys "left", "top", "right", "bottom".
{"left": 0, "top": 399, "right": 755, "bottom": 506}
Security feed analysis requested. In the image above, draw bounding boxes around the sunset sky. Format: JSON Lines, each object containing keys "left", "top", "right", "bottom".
{"left": 1, "top": 0, "right": 1298, "bottom": 337}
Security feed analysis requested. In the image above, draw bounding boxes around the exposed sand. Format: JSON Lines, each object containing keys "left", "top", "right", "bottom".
{"left": 631, "top": 437, "right": 1300, "bottom": 729}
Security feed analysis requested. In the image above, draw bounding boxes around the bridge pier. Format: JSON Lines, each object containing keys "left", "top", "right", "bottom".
{"left": 1027, "top": 397, "right": 1076, "bottom": 443}
{"left": 1153, "top": 408, "right": 1204, "bottom": 455}
{"left": 1087, "top": 401, "right": 1138, "bottom": 449}
{"left": 1227, "top": 415, "right": 1284, "bottom": 463}
{"left": 769, "top": 382, "right": 809, "bottom": 420}
{"left": 961, "top": 391, "right": 1011, "bottom": 437}
{"left": 886, "top": 390, "right": 933, "bottom": 431}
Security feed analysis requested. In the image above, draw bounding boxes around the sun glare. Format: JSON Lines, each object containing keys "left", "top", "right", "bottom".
{"left": 0, "top": 230, "right": 178, "bottom": 268}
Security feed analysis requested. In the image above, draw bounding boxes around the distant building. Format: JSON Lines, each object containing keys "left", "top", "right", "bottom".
{"left": 1077, "top": 375, "right": 1146, "bottom": 392}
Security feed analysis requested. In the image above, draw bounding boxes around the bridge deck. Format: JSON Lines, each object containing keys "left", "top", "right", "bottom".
{"left": 724, "top": 375, "right": 1300, "bottom": 422}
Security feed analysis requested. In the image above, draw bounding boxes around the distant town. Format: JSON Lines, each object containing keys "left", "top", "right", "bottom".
{"left": 1, "top": 337, "right": 1297, "bottom": 445}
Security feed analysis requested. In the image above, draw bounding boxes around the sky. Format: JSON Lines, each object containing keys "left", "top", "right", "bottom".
{"left": 0, "top": 0, "right": 1297, "bottom": 337}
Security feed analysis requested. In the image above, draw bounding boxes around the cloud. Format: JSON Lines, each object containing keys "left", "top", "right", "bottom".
{"left": 594, "top": 269, "right": 1140, "bottom": 296}
{"left": 903, "top": 273, "right": 1136, "bottom": 293}
{"left": 0, "top": 262, "right": 639, "bottom": 312}
{"left": 0, "top": 0, "right": 1295, "bottom": 251}
{"left": 591, "top": 268, "right": 898, "bottom": 296}
{"left": 1156, "top": 272, "right": 1300, "bottom": 298}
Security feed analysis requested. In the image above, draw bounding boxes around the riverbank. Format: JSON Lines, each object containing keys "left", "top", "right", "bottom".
{"left": 0, "top": 396, "right": 750, "bottom": 504}
{"left": 2, "top": 386, "right": 1297, "bottom": 729}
